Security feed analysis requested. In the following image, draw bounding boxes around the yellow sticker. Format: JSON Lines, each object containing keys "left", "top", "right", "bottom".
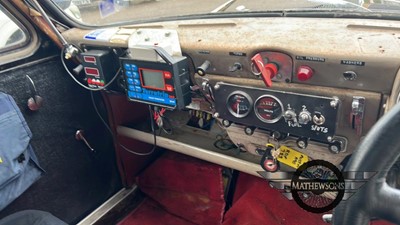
{"left": 0, "top": 157, "right": 2, "bottom": 163}
{"left": 276, "top": 145, "right": 309, "bottom": 169}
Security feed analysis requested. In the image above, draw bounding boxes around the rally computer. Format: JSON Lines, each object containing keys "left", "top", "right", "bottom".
{"left": 120, "top": 46, "right": 191, "bottom": 110}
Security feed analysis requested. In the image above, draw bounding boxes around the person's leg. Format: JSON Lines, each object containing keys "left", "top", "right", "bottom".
{"left": 0, "top": 210, "right": 67, "bottom": 225}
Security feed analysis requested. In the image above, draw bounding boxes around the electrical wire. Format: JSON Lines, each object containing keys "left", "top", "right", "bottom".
{"left": 152, "top": 107, "right": 173, "bottom": 135}
{"left": 90, "top": 92, "right": 157, "bottom": 156}
{"left": 61, "top": 45, "right": 121, "bottom": 91}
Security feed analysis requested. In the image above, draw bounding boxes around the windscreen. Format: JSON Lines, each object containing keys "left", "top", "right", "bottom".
{"left": 50, "top": 0, "right": 400, "bottom": 26}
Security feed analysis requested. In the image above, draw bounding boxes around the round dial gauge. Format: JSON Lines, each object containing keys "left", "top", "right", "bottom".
{"left": 227, "top": 91, "right": 253, "bottom": 118}
{"left": 254, "top": 95, "right": 284, "bottom": 123}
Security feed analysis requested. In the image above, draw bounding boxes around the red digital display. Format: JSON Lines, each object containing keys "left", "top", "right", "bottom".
{"left": 84, "top": 67, "right": 100, "bottom": 77}
{"left": 83, "top": 56, "right": 96, "bottom": 64}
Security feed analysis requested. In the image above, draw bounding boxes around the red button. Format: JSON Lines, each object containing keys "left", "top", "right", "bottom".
{"left": 164, "top": 72, "right": 172, "bottom": 79}
{"left": 166, "top": 85, "right": 174, "bottom": 92}
{"left": 297, "top": 66, "right": 314, "bottom": 81}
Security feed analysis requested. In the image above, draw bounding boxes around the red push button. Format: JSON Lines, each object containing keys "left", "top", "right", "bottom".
{"left": 164, "top": 72, "right": 172, "bottom": 79}
{"left": 166, "top": 85, "right": 174, "bottom": 92}
{"left": 297, "top": 66, "right": 314, "bottom": 81}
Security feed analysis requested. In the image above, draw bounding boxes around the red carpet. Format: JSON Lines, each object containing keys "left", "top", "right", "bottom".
{"left": 223, "top": 173, "right": 394, "bottom": 225}
{"left": 223, "top": 172, "right": 328, "bottom": 225}
{"left": 118, "top": 151, "right": 395, "bottom": 225}
{"left": 126, "top": 152, "right": 225, "bottom": 225}
{"left": 118, "top": 198, "right": 195, "bottom": 225}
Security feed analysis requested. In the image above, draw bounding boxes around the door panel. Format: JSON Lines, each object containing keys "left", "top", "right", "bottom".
{"left": 0, "top": 57, "right": 121, "bottom": 224}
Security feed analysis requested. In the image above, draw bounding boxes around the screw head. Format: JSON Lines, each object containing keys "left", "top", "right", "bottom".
{"left": 330, "top": 97, "right": 339, "bottom": 108}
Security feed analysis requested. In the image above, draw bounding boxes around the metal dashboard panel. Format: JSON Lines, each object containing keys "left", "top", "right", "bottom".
{"left": 213, "top": 82, "right": 339, "bottom": 143}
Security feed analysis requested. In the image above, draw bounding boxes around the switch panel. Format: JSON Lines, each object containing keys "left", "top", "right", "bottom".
{"left": 214, "top": 82, "right": 340, "bottom": 143}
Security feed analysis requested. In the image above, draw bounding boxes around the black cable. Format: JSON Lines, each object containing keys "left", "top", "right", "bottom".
{"left": 90, "top": 91, "right": 156, "bottom": 156}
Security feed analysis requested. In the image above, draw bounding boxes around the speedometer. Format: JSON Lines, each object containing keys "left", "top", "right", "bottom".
{"left": 254, "top": 95, "right": 283, "bottom": 123}
{"left": 226, "top": 91, "right": 252, "bottom": 118}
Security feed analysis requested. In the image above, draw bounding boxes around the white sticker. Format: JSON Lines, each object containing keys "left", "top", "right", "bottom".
{"left": 84, "top": 29, "right": 118, "bottom": 42}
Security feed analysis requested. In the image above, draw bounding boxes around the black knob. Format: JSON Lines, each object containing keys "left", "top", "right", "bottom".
{"left": 196, "top": 60, "right": 211, "bottom": 76}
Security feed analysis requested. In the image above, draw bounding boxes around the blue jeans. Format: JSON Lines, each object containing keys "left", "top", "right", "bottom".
{"left": 0, "top": 210, "right": 67, "bottom": 225}
{"left": 0, "top": 93, "right": 43, "bottom": 211}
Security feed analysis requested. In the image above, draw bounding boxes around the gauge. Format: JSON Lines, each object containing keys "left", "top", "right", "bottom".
{"left": 254, "top": 95, "right": 284, "bottom": 123}
{"left": 226, "top": 91, "right": 253, "bottom": 118}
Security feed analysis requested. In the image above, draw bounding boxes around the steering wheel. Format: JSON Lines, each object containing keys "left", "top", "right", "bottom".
{"left": 332, "top": 102, "right": 400, "bottom": 224}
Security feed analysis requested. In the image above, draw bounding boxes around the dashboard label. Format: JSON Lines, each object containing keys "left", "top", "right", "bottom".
{"left": 296, "top": 55, "right": 325, "bottom": 62}
{"left": 311, "top": 125, "right": 328, "bottom": 133}
{"left": 198, "top": 50, "right": 211, "bottom": 54}
{"left": 229, "top": 52, "right": 246, "bottom": 57}
{"left": 341, "top": 60, "right": 365, "bottom": 66}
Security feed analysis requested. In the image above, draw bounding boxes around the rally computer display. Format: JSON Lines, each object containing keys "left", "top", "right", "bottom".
{"left": 120, "top": 46, "right": 191, "bottom": 109}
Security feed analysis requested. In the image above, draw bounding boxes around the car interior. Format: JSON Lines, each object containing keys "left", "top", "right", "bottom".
{"left": 0, "top": 0, "right": 400, "bottom": 225}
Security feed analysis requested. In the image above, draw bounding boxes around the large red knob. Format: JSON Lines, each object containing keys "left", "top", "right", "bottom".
{"left": 251, "top": 53, "right": 278, "bottom": 87}
{"left": 297, "top": 65, "right": 314, "bottom": 81}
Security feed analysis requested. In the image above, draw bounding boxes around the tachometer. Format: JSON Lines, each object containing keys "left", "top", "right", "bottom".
{"left": 254, "top": 95, "right": 283, "bottom": 123}
{"left": 227, "top": 91, "right": 252, "bottom": 118}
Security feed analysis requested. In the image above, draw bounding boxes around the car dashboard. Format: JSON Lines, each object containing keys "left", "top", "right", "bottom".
{"left": 61, "top": 16, "right": 400, "bottom": 178}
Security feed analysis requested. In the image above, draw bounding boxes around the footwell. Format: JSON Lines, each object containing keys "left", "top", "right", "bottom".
{"left": 118, "top": 151, "right": 394, "bottom": 225}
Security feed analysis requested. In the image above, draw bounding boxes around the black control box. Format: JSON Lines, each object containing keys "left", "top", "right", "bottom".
{"left": 81, "top": 49, "right": 118, "bottom": 88}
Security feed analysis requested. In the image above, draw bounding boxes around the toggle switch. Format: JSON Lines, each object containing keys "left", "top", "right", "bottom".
{"left": 350, "top": 96, "right": 365, "bottom": 136}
